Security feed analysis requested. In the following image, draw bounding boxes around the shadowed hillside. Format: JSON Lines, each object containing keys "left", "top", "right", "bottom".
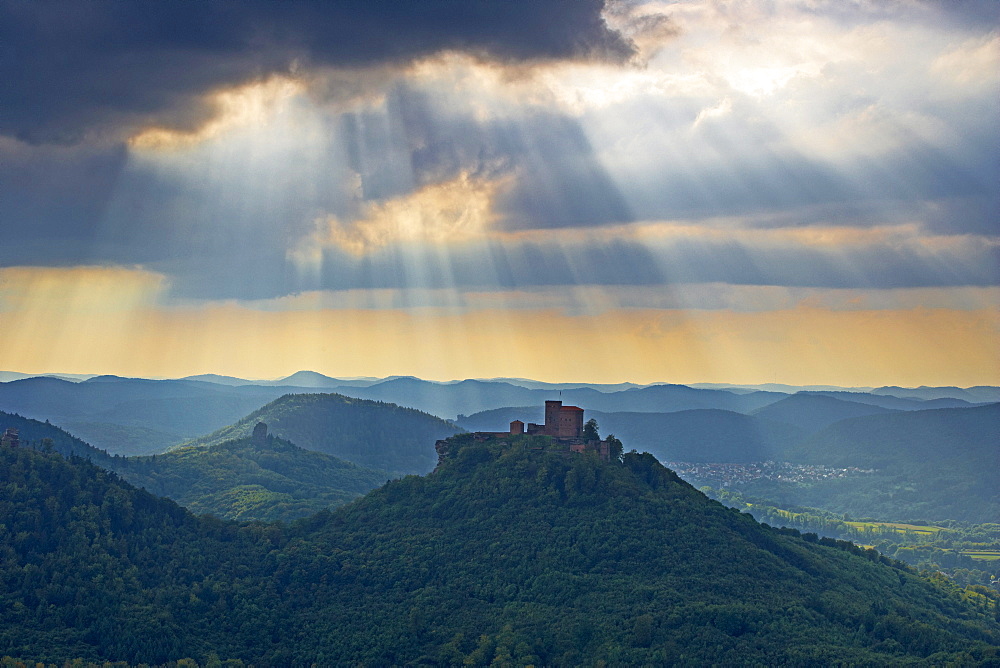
{"left": 113, "top": 432, "right": 388, "bottom": 522}
{"left": 0, "top": 410, "right": 388, "bottom": 522}
{"left": 750, "top": 393, "right": 900, "bottom": 433}
{"left": 0, "top": 409, "right": 112, "bottom": 464}
{"left": 179, "top": 393, "right": 462, "bottom": 474}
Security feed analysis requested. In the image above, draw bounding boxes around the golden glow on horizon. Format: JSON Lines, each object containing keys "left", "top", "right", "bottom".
{"left": 1, "top": 266, "right": 996, "bottom": 386}
{"left": 0, "top": 265, "right": 167, "bottom": 311}
{"left": 490, "top": 220, "right": 997, "bottom": 260}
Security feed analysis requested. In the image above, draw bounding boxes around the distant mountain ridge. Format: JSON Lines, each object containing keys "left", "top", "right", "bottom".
{"left": 872, "top": 385, "right": 1000, "bottom": 403}
{"left": 799, "top": 390, "right": 981, "bottom": 411}
{"left": 750, "top": 393, "right": 900, "bottom": 432}
{"left": 1, "top": 372, "right": 993, "bottom": 459}
{"left": 793, "top": 403, "right": 1000, "bottom": 469}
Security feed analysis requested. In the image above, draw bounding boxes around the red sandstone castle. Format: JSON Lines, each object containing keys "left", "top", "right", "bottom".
{"left": 517, "top": 400, "right": 584, "bottom": 439}
{"left": 1, "top": 428, "right": 19, "bottom": 448}
{"left": 472, "top": 400, "right": 612, "bottom": 461}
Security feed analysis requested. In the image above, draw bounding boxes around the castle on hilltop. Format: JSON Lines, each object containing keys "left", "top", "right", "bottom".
{"left": 444, "top": 400, "right": 613, "bottom": 463}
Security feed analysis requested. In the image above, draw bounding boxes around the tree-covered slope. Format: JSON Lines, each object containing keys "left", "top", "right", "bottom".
{"left": 272, "top": 437, "right": 998, "bottom": 664}
{"left": 0, "top": 445, "right": 271, "bottom": 665}
{"left": 111, "top": 433, "right": 389, "bottom": 522}
{"left": 792, "top": 403, "right": 999, "bottom": 470}
{"left": 0, "top": 410, "right": 113, "bottom": 465}
{"left": 179, "top": 393, "right": 461, "bottom": 474}
{"left": 1, "top": 410, "right": 387, "bottom": 522}
{"left": 57, "top": 420, "right": 184, "bottom": 456}
{"left": 0, "top": 439, "right": 997, "bottom": 665}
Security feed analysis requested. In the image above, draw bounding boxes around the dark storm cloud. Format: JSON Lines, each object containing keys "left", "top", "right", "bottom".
{"left": 619, "top": 146, "right": 999, "bottom": 236}
{"left": 0, "top": 140, "right": 128, "bottom": 264}
{"left": 0, "top": 0, "right": 631, "bottom": 144}
{"left": 0, "top": 81, "right": 634, "bottom": 286}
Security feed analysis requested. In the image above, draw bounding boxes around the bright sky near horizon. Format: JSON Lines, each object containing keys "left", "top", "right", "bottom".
{"left": 0, "top": 0, "right": 997, "bottom": 385}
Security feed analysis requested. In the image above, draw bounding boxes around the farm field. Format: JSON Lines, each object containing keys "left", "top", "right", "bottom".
{"left": 963, "top": 551, "right": 1000, "bottom": 562}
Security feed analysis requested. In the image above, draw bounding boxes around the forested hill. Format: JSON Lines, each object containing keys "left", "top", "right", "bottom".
{"left": 0, "top": 440, "right": 997, "bottom": 665}
{"left": 0, "top": 409, "right": 112, "bottom": 464}
{"left": 109, "top": 434, "right": 389, "bottom": 522}
{"left": 0, "top": 411, "right": 389, "bottom": 522}
{"left": 792, "top": 402, "right": 1000, "bottom": 469}
{"left": 178, "top": 393, "right": 461, "bottom": 474}
{"left": 0, "top": 444, "right": 270, "bottom": 664}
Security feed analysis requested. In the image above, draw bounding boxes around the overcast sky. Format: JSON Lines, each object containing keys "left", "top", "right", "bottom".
{"left": 1, "top": 0, "right": 997, "bottom": 385}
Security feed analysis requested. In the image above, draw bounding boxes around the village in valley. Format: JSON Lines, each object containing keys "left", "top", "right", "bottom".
{"left": 665, "top": 460, "right": 876, "bottom": 488}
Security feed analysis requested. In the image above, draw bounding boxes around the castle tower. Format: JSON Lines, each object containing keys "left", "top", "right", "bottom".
{"left": 544, "top": 401, "right": 562, "bottom": 436}
{"left": 557, "top": 405, "right": 584, "bottom": 438}
{"left": 1, "top": 427, "right": 19, "bottom": 448}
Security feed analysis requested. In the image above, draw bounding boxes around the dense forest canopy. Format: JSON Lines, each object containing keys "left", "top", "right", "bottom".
{"left": 0, "top": 438, "right": 996, "bottom": 665}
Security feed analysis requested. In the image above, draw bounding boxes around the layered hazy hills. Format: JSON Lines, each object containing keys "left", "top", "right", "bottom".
{"left": 0, "top": 376, "right": 295, "bottom": 453}
{"left": 457, "top": 407, "right": 806, "bottom": 463}
{"left": 797, "top": 389, "right": 976, "bottom": 411}
{"left": 456, "top": 392, "right": 909, "bottom": 461}
{"left": 757, "top": 403, "right": 1000, "bottom": 523}
{"left": 177, "top": 392, "right": 462, "bottom": 475}
{"left": 735, "top": 403, "right": 998, "bottom": 523}
{"left": 792, "top": 403, "right": 1000, "bottom": 470}
{"left": 872, "top": 385, "right": 1000, "bottom": 403}
{"left": 457, "top": 399, "right": 999, "bottom": 522}
{"left": 112, "top": 433, "right": 388, "bottom": 522}
{"left": 1, "top": 441, "right": 997, "bottom": 665}
{"left": 750, "top": 393, "right": 900, "bottom": 432}
{"left": 0, "top": 373, "right": 990, "bottom": 455}
{"left": 0, "top": 410, "right": 389, "bottom": 522}
{"left": 345, "top": 378, "right": 789, "bottom": 418}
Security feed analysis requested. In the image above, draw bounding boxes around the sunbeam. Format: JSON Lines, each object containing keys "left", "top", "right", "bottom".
{"left": 0, "top": 0, "right": 995, "bottom": 385}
